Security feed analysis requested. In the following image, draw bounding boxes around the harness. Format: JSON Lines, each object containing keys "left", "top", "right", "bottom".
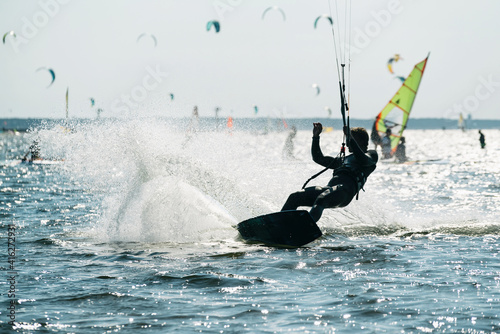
{"left": 333, "top": 166, "right": 366, "bottom": 200}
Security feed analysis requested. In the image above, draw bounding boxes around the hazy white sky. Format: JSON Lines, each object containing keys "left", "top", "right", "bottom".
{"left": 1, "top": 0, "right": 500, "bottom": 119}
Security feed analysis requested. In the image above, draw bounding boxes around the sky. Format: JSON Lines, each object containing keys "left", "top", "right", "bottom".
{"left": 1, "top": 0, "right": 500, "bottom": 120}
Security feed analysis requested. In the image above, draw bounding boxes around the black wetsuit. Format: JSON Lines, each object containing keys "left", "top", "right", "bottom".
{"left": 281, "top": 134, "right": 378, "bottom": 222}
{"left": 479, "top": 132, "right": 486, "bottom": 149}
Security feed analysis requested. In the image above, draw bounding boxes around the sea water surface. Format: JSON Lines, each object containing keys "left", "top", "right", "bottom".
{"left": 1, "top": 118, "right": 499, "bottom": 333}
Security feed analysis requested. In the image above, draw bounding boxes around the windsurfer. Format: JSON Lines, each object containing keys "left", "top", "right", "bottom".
{"left": 281, "top": 123, "right": 378, "bottom": 223}
{"left": 381, "top": 129, "right": 392, "bottom": 159}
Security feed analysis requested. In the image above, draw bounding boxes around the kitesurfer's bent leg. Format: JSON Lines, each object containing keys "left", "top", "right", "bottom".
{"left": 309, "top": 185, "right": 353, "bottom": 223}
{"left": 281, "top": 186, "right": 327, "bottom": 211}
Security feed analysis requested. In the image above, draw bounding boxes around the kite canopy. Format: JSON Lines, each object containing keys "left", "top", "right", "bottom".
{"left": 312, "top": 83, "right": 320, "bottom": 96}
{"left": 36, "top": 67, "right": 56, "bottom": 88}
{"left": 2, "top": 30, "right": 16, "bottom": 44}
{"left": 324, "top": 106, "right": 332, "bottom": 117}
{"left": 387, "top": 54, "right": 402, "bottom": 74}
{"left": 137, "top": 33, "right": 157, "bottom": 47}
{"left": 314, "top": 15, "right": 333, "bottom": 29}
{"left": 206, "top": 20, "right": 220, "bottom": 33}
{"left": 262, "top": 6, "right": 286, "bottom": 21}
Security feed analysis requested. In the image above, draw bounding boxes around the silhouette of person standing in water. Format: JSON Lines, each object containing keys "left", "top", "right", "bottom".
{"left": 479, "top": 130, "right": 486, "bottom": 149}
{"left": 395, "top": 137, "right": 407, "bottom": 163}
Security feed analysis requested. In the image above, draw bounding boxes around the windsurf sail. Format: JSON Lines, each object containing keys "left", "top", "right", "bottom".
{"left": 458, "top": 112, "right": 465, "bottom": 131}
{"left": 65, "top": 87, "right": 69, "bottom": 119}
{"left": 372, "top": 54, "right": 429, "bottom": 156}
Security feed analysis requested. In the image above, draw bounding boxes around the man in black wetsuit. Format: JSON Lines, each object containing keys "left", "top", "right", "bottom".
{"left": 281, "top": 122, "right": 378, "bottom": 223}
{"left": 478, "top": 130, "right": 486, "bottom": 149}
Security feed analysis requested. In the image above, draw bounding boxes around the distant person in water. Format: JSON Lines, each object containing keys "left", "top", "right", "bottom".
{"left": 479, "top": 130, "right": 486, "bottom": 149}
{"left": 183, "top": 106, "right": 200, "bottom": 148}
{"left": 281, "top": 123, "right": 378, "bottom": 223}
{"left": 381, "top": 128, "right": 392, "bottom": 159}
{"left": 189, "top": 105, "right": 200, "bottom": 133}
{"left": 22, "top": 140, "right": 41, "bottom": 162}
{"left": 282, "top": 126, "right": 297, "bottom": 159}
{"left": 370, "top": 121, "right": 382, "bottom": 150}
{"left": 395, "top": 137, "right": 407, "bottom": 163}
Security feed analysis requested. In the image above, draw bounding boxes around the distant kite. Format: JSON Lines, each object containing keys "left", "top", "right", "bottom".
{"left": 325, "top": 106, "right": 332, "bottom": 117}
{"left": 262, "top": 6, "right": 286, "bottom": 21}
{"left": 90, "top": 98, "right": 95, "bottom": 107}
{"left": 387, "top": 54, "right": 402, "bottom": 74}
{"left": 169, "top": 93, "right": 174, "bottom": 100}
{"left": 2, "top": 31, "right": 16, "bottom": 44}
{"left": 137, "top": 33, "right": 157, "bottom": 47}
{"left": 314, "top": 15, "right": 333, "bottom": 29}
{"left": 253, "top": 105, "right": 259, "bottom": 114}
{"left": 396, "top": 76, "right": 406, "bottom": 83}
{"left": 312, "top": 83, "right": 320, "bottom": 96}
{"left": 206, "top": 20, "right": 220, "bottom": 33}
{"left": 36, "top": 67, "right": 56, "bottom": 88}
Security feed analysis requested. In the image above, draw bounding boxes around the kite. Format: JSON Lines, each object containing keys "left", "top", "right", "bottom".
{"left": 2, "top": 31, "right": 16, "bottom": 44}
{"left": 312, "top": 83, "right": 320, "bottom": 96}
{"left": 36, "top": 67, "right": 56, "bottom": 88}
{"left": 262, "top": 6, "right": 286, "bottom": 21}
{"left": 387, "top": 54, "right": 402, "bottom": 74}
{"left": 314, "top": 15, "right": 333, "bottom": 29}
{"left": 137, "top": 33, "right": 157, "bottom": 47}
{"left": 206, "top": 20, "right": 220, "bottom": 33}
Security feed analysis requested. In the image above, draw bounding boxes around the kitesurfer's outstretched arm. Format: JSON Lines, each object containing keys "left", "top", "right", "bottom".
{"left": 311, "top": 123, "right": 342, "bottom": 168}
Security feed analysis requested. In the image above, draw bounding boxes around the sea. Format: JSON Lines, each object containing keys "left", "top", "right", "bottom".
{"left": 1, "top": 117, "right": 499, "bottom": 333}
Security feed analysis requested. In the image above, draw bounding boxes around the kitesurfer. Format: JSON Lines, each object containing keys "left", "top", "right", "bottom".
{"left": 21, "top": 140, "right": 41, "bottom": 162}
{"left": 479, "top": 130, "right": 486, "bottom": 149}
{"left": 395, "top": 137, "right": 407, "bottom": 163}
{"left": 381, "top": 128, "right": 392, "bottom": 159}
{"left": 281, "top": 123, "right": 378, "bottom": 223}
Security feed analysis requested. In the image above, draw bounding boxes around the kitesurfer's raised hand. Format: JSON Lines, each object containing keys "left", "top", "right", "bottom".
{"left": 313, "top": 123, "right": 323, "bottom": 137}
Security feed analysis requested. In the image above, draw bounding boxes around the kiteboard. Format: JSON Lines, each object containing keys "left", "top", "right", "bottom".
{"left": 237, "top": 210, "right": 322, "bottom": 248}
{"left": 20, "top": 160, "right": 62, "bottom": 165}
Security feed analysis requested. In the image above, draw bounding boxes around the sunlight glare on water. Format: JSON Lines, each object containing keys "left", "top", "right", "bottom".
{"left": 1, "top": 119, "right": 500, "bottom": 333}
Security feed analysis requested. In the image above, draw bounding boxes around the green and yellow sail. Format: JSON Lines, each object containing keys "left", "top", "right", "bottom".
{"left": 372, "top": 54, "right": 429, "bottom": 155}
